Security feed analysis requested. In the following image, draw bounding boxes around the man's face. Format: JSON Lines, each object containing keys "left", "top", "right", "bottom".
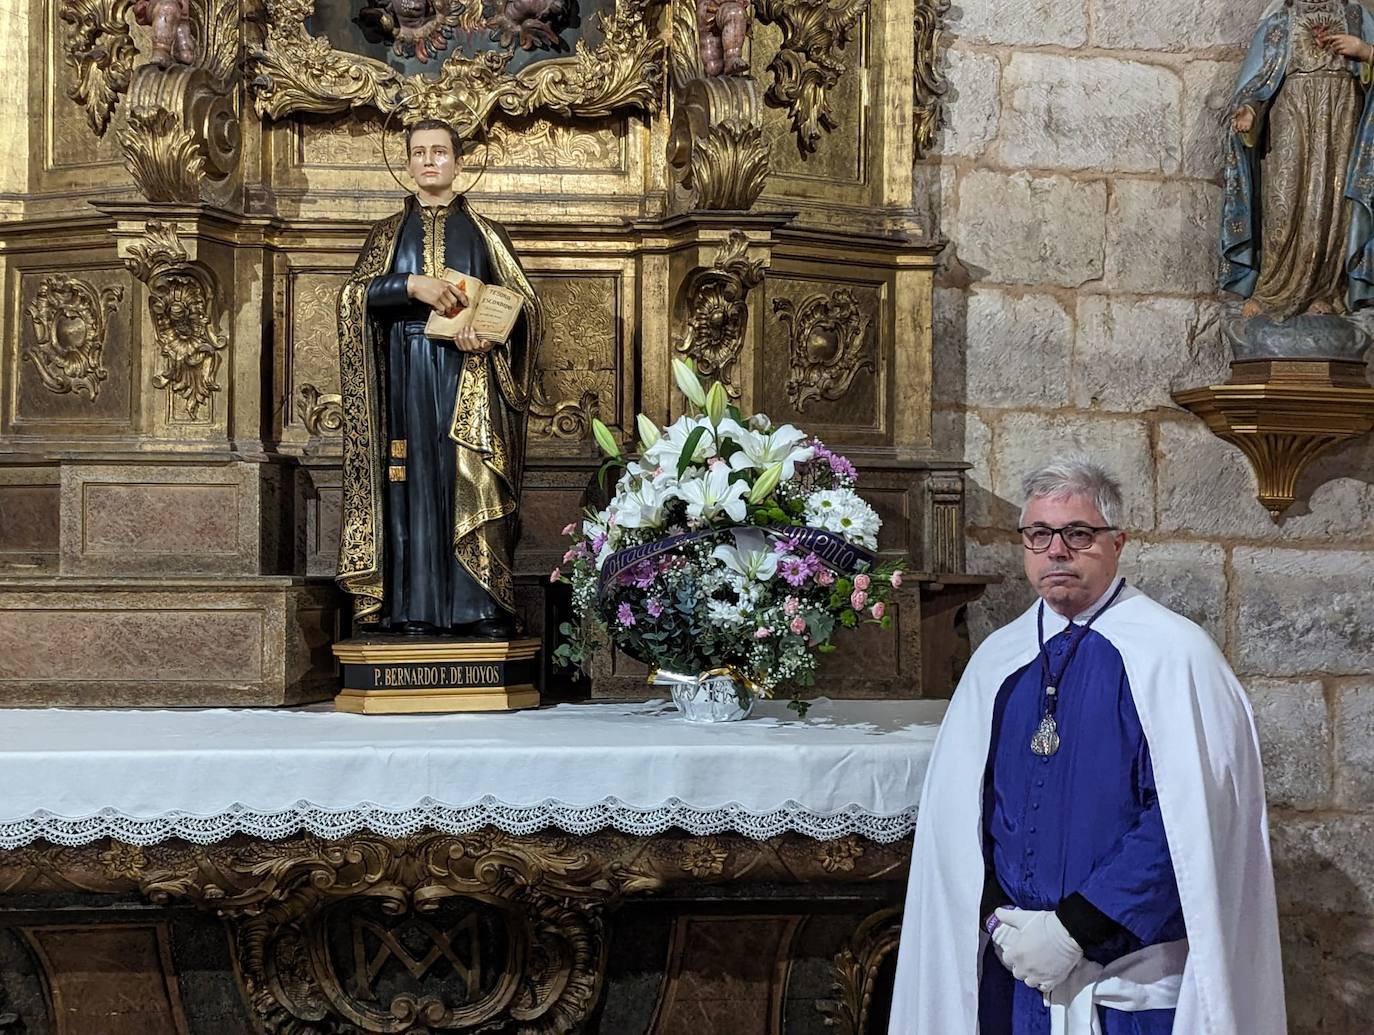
{"left": 1020, "top": 493, "right": 1126, "bottom": 617}
{"left": 407, "top": 128, "right": 459, "bottom": 192}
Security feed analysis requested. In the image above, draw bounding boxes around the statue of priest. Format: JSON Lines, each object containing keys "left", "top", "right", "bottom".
{"left": 336, "top": 119, "right": 543, "bottom": 638}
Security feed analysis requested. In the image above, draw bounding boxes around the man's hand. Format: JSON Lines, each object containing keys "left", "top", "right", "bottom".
{"left": 407, "top": 274, "right": 470, "bottom": 315}
{"left": 1232, "top": 106, "right": 1255, "bottom": 135}
{"left": 991, "top": 907, "right": 1084, "bottom": 993}
{"left": 452, "top": 327, "right": 494, "bottom": 354}
{"left": 1318, "top": 30, "right": 1374, "bottom": 62}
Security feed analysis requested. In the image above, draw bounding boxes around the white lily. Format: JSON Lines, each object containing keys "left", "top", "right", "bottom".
{"left": 728, "top": 423, "right": 815, "bottom": 481}
{"left": 677, "top": 465, "right": 749, "bottom": 523}
{"left": 711, "top": 529, "right": 779, "bottom": 582}
{"left": 642, "top": 415, "right": 716, "bottom": 472}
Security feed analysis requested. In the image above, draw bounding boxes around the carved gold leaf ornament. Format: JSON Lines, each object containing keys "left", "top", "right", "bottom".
{"left": 59, "top": 0, "right": 138, "bottom": 135}
{"left": 24, "top": 276, "right": 124, "bottom": 402}
{"left": 667, "top": 76, "right": 768, "bottom": 210}
{"left": 912, "top": 0, "right": 949, "bottom": 158}
{"left": 124, "top": 222, "right": 229, "bottom": 421}
{"left": 754, "top": 0, "right": 870, "bottom": 156}
{"left": 675, "top": 229, "right": 766, "bottom": 396}
{"left": 119, "top": 106, "right": 206, "bottom": 202}
{"left": 297, "top": 383, "right": 345, "bottom": 436}
{"left": 249, "top": 0, "right": 667, "bottom": 133}
{"left": 818, "top": 907, "right": 901, "bottom": 1035}
{"left": 774, "top": 287, "right": 876, "bottom": 411}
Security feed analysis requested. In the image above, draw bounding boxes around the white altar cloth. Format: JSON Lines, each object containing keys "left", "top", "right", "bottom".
{"left": 0, "top": 697, "right": 945, "bottom": 848}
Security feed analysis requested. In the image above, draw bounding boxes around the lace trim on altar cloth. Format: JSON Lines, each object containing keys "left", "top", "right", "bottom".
{"left": 0, "top": 796, "right": 919, "bottom": 848}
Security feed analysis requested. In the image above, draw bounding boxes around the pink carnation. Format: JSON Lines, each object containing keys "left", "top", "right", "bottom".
{"left": 549, "top": 566, "right": 562, "bottom": 583}
{"left": 561, "top": 522, "right": 577, "bottom": 536}
{"left": 783, "top": 596, "right": 801, "bottom": 616}
{"left": 754, "top": 627, "right": 773, "bottom": 639}
{"left": 789, "top": 616, "right": 807, "bottom": 635}
{"left": 816, "top": 568, "right": 835, "bottom": 587}
{"left": 854, "top": 573, "right": 871, "bottom": 591}
{"left": 890, "top": 570, "right": 904, "bottom": 588}
{"left": 850, "top": 589, "right": 868, "bottom": 610}
{"left": 871, "top": 601, "right": 886, "bottom": 620}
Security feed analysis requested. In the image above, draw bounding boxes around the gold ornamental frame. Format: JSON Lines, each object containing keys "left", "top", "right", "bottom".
{"left": 248, "top": 0, "right": 669, "bottom": 133}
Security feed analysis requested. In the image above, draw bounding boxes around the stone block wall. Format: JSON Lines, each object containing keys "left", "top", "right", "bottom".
{"left": 921, "top": 1, "right": 1374, "bottom": 1029}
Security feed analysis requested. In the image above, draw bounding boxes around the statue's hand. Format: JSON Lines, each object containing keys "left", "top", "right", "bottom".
{"left": 1319, "top": 32, "right": 1374, "bottom": 62}
{"left": 453, "top": 327, "right": 494, "bottom": 354}
{"left": 407, "top": 274, "right": 466, "bottom": 314}
{"left": 1232, "top": 106, "right": 1256, "bottom": 135}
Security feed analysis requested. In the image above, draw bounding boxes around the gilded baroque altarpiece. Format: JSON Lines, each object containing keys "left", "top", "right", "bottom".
{"left": 0, "top": 4, "right": 966, "bottom": 1028}
{"left": 0, "top": 0, "right": 967, "bottom": 703}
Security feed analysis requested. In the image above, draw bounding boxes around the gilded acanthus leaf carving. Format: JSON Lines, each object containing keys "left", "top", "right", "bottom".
{"left": 124, "top": 222, "right": 228, "bottom": 421}
{"left": 119, "top": 106, "right": 205, "bottom": 202}
{"left": 296, "top": 383, "right": 344, "bottom": 437}
{"left": 754, "top": 0, "right": 870, "bottom": 156}
{"left": 24, "top": 276, "right": 124, "bottom": 401}
{"left": 912, "top": 0, "right": 949, "bottom": 158}
{"left": 249, "top": 0, "right": 667, "bottom": 136}
{"left": 59, "top": 0, "right": 137, "bottom": 136}
{"left": 818, "top": 907, "right": 901, "bottom": 1035}
{"left": 676, "top": 230, "right": 766, "bottom": 396}
{"left": 667, "top": 76, "right": 767, "bottom": 211}
{"left": 773, "top": 288, "right": 876, "bottom": 411}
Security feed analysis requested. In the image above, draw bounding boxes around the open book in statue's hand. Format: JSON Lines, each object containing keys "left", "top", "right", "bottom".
{"left": 424, "top": 268, "right": 523, "bottom": 344}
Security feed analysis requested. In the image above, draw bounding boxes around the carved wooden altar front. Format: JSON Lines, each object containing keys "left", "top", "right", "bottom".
{"left": 0, "top": 0, "right": 971, "bottom": 705}
{"left": 0, "top": 830, "right": 909, "bottom": 1034}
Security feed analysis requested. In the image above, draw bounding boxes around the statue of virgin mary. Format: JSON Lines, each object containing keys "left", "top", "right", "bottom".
{"left": 1221, "top": 0, "right": 1374, "bottom": 323}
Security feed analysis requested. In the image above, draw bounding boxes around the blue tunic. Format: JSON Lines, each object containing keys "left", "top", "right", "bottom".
{"left": 976, "top": 624, "right": 1186, "bottom": 1035}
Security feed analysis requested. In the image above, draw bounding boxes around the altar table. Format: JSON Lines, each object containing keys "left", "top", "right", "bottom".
{"left": 0, "top": 698, "right": 944, "bottom": 1035}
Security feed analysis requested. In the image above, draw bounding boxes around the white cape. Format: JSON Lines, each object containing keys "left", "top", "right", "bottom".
{"left": 888, "top": 585, "right": 1286, "bottom": 1034}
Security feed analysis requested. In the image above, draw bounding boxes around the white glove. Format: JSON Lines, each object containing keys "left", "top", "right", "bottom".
{"left": 991, "top": 907, "right": 1084, "bottom": 993}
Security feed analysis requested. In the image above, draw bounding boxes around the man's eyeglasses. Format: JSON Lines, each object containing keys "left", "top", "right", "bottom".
{"left": 1017, "top": 524, "right": 1118, "bottom": 553}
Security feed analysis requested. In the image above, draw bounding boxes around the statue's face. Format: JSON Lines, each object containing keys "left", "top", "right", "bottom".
{"left": 406, "top": 128, "right": 459, "bottom": 193}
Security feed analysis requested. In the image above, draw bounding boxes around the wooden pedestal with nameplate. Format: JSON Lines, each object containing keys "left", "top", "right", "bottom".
{"left": 332, "top": 637, "right": 541, "bottom": 714}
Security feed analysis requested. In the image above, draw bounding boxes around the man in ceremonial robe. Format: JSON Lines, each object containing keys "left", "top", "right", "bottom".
{"left": 888, "top": 457, "right": 1286, "bottom": 1034}
{"left": 336, "top": 119, "right": 543, "bottom": 637}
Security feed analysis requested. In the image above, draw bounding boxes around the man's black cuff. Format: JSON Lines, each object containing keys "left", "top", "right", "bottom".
{"left": 1056, "top": 892, "right": 1127, "bottom": 953}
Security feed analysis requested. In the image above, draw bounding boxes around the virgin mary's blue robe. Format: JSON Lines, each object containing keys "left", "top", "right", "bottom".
{"left": 1220, "top": 1, "right": 1374, "bottom": 310}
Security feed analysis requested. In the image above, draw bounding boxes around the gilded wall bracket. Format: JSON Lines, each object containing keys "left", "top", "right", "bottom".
{"left": 248, "top": 0, "right": 667, "bottom": 138}
{"left": 23, "top": 277, "right": 125, "bottom": 402}
{"left": 59, "top": 0, "right": 137, "bottom": 135}
{"left": 754, "top": 0, "right": 870, "bottom": 156}
{"left": 674, "top": 229, "right": 767, "bottom": 396}
{"left": 123, "top": 221, "right": 229, "bottom": 421}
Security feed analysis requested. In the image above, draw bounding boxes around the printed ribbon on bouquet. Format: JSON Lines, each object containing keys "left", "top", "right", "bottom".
{"left": 596, "top": 525, "right": 878, "bottom": 599}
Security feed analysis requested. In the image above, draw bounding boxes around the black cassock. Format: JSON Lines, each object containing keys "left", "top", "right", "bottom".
{"left": 364, "top": 199, "right": 500, "bottom": 630}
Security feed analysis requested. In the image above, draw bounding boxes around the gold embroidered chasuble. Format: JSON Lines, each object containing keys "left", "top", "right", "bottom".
{"left": 335, "top": 198, "right": 544, "bottom": 623}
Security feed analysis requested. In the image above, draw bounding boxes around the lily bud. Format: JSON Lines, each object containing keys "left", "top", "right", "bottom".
{"left": 705, "top": 381, "right": 728, "bottom": 426}
{"left": 636, "top": 413, "right": 661, "bottom": 451}
{"left": 748, "top": 461, "right": 785, "bottom": 504}
{"left": 672, "top": 357, "right": 707, "bottom": 409}
{"left": 591, "top": 417, "right": 622, "bottom": 459}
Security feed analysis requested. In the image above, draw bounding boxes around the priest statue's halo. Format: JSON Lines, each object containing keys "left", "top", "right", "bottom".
{"left": 380, "top": 93, "right": 493, "bottom": 199}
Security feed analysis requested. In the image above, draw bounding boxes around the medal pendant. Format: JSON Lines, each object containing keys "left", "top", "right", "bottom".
{"left": 1030, "top": 714, "right": 1060, "bottom": 756}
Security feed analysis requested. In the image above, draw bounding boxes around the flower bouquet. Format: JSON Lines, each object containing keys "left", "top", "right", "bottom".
{"left": 551, "top": 359, "right": 904, "bottom": 720}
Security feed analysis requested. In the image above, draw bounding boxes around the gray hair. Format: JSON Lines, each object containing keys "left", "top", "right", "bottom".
{"left": 1018, "top": 454, "right": 1123, "bottom": 527}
